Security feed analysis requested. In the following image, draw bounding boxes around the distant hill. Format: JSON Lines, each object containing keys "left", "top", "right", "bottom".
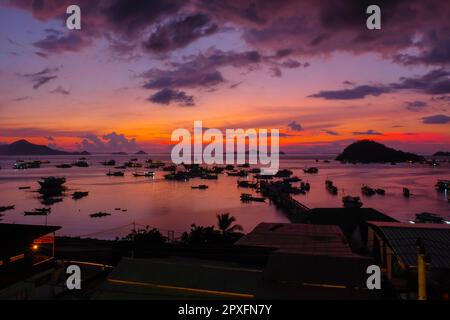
{"left": 0, "top": 139, "right": 69, "bottom": 155}
{"left": 433, "top": 151, "right": 450, "bottom": 156}
{"left": 135, "top": 150, "right": 147, "bottom": 155}
{"left": 0, "top": 139, "right": 90, "bottom": 156}
{"left": 336, "top": 140, "right": 425, "bottom": 163}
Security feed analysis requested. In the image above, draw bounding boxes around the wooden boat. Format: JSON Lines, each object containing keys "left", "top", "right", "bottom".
{"left": 101, "top": 160, "right": 116, "bottom": 166}
{"left": 274, "top": 169, "right": 293, "bottom": 178}
{"left": 435, "top": 180, "right": 450, "bottom": 191}
{"left": 303, "top": 167, "right": 319, "bottom": 174}
{"left": 240, "top": 193, "right": 265, "bottom": 202}
{"left": 326, "top": 182, "right": 338, "bottom": 195}
{"left": 72, "top": 160, "right": 89, "bottom": 167}
{"left": 39, "top": 197, "right": 63, "bottom": 205}
{"left": 38, "top": 177, "right": 66, "bottom": 189}
{"left": 72, "top": 191, "right": 89, "bottom": 200}
{"left": 342, "top": 196, "right": 363, "bottom": 208}
{"left": 254, "top": 174, "right": 273, "bottom": 180}
{"left": 0, "top": 205, "right": 15, "bottom": 212}
{"left": 56, "top": 164, "right": 72, "bottom": 168}
{"left": 191, "top": 185, "right": 209, "bottom": 189}
{"left": 300, "top": 182, "right": 310, "bottom": 191}
{"left": 284, "top": 176, "right": 301, "bottom": 183}
{"left": 227, "top": 170, "right": 248, "bottom": 177}
{"left": 403, "top": 187, "right": 410, "bottom": 197}
{"left": 164, "top": 172, "right": 190, "bottom": 181}
{"left": 201, "top": 174, "right": 218, "bottom": 180}
{"left": 89, "top": 212, "right": 111, "bottom": 218}
{"left": 237, "top": 180, "right": 258, "bottom": 188}
{"left": 106, "top": 171, "right": 125, "bottom": 176}
{"left": 24, "top": 208, "right": 51, "bottom": 216}
{"left": 361, "top": 185, "right": 376, "bottom": 196}
{"left": 132, "top": 171, "right": 155, "bottom": 177}
{"left": 414, "top": 212, "right": 447, "bottom": 224}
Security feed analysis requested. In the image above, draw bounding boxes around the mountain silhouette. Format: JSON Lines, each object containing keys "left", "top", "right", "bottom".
{"left": 336, "top": 140, "right": 425, "bottom": 163}
{"left": 0, "top": 139, "right": 90, "bottom": 156}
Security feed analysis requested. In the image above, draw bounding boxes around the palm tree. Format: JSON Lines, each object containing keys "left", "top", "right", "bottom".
{"left": 216, "top": 213, "right": 243, "bottom": 235}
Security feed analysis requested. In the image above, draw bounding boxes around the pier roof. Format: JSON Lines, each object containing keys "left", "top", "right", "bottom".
{"left": 236, "top": 222, "right": 356, "bottom": 257}
{"left": 368, "top": 221, "right": 450, "bottom": 269}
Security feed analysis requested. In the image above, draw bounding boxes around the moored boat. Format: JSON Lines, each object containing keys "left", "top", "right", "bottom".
{"left": 38, "top": 177, "right": 66, "bottom": 189}
{"left": 72, "top": 191, "right": 89, "bottom": 200}
{"left": 132, "top": 171, "right": 155, "bottom": 177}
{"left": 191, "top": 185, "right": 209, "bottom": 189}
{"left": 435, "top": 179, "right": 450, "bottom": 191}
{"left": 414, "top": 212, "right": 448, "bottom": 224}
{"left": 361, "top": 185, "right": 376, "bottom": 196}
{"left": 342, "top": 195, "right": 363, "bottom": 208}
{"left": 240, "top": 193, "right": 265, "bottom": 202}
{"left": 403, "top": 187, "right": 410, "bottom": 197}
{"left": 0, "top": 205, "right": 15, "bottom": 212}
{"left": 89, "top": 212, "right": 111, "bottom": 218}
{"left": 106, "top": 170, "right": 125, "bottom": 177}
{"left": 303, "top": 167, "right": 319, "bottom": 174}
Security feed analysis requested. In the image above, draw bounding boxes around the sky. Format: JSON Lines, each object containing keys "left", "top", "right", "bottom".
{"left": 0, "top": 0, "right": 449, "bottom": 154}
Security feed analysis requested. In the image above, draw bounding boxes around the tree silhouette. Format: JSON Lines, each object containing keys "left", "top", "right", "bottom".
{"left": 216, "top": 213, "right": 243, "bottom": 235}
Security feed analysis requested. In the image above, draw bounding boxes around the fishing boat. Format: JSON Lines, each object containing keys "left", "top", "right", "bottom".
{"left": 132, "top": 171, "right": 155, "bottom": 177}
{"left": 38, "top": 177, "right": 66, "bottom": 189}
{"left": 326, "top": 181, "right": 338, "bottom": 195}
{"left": 191, "top": 185, "right": 209, "bottom": 189}
{"left": 375, "top": 188, "right": 386, "bottom": 195}
{"left": 403, "top": 187, "right": 410, "bottom": 197}
{"left": 101, "top": 160, "right": 116, "bottom": 166}
{"left": 126, "top": 162, "right": 142, "bottom": 168}
{"left": 24, "top": 208, "right": 51, "bottom": 216}
{"left": 40, "top": 197, "right": 62, "bottom": 205}
{"left": 72, "top": 191, "right": 89, "bottom": 200}
{"left": 342, "top": 196, "right": 363, "bottom": 208}
{"left": 303, "top": 167, "right": 319, "bottom": 174}
{"left": 240, "top": 193, "right": 265, "bottom": 202}
{"left": 435, "top": 179, "right": 450, "bottom": 191}
{"left": 361, "top": 185, "right": 376, "bottom": 196}
{"left": 89, "top": 212, "right": 111, "bottom": 218}
{"left": 300, "top": 182, "right": 311, "bottom": 191}
{"left": 284, "top": 176, "right": 301, "bottom": 183}
{"left": 414, "top": 212, "right": 448, "bottom": 224}
{"left": 0, "top": 205, "right": 15, "bottom": 212}
{"left": 201, "top": 174, "right": 218, "bottom": 180}
{"left": 106, "top": 170, "right": 125, "bottom": 177}
{"left": 164, "top": 172, "right": 190, "bottom": 181}
{"left": 237, "top": 180, "right": 258, "bottom": 188}
{"left": 274, "top": 169, "right": 293, "bottom": 178}
{"left": 227, "top": 170, "right": 248, "bottom": 177}
{"left": 56, "top": 164, "right": 72, "bottom": 168}
{"left": 254, "top": 174, "right": 273, "bottom": 180}
{"left": 72, "top": 160, "right": 89, "bottom": 167}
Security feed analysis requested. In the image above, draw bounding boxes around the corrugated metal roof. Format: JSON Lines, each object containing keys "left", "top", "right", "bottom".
{"left": 368, "top": 222, "right": 450, "bottom": 269}
{"left": 236, "top": 223, "right": 356, "bottom": 257}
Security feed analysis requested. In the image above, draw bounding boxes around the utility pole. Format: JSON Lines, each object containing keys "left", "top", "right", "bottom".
{"left": 416, "top": 238, "right": 431, "bottom": 300}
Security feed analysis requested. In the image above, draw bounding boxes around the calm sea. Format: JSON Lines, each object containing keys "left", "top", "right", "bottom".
{"left": 0, "top": 155, "right": 449, "bottom": 239}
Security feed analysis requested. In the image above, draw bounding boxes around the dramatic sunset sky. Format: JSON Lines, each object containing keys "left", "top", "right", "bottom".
{"left": 0, "top": 0, "right": 449, "bottom": 154}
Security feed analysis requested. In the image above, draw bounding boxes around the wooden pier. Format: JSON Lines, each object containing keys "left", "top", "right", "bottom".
{"left": 260, "top": 181, "right": 310, "bottom": 222}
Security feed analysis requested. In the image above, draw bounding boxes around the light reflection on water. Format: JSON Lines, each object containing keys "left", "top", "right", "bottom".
{"left": 0, "top": 155, "right": 449, "bottom": 239}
